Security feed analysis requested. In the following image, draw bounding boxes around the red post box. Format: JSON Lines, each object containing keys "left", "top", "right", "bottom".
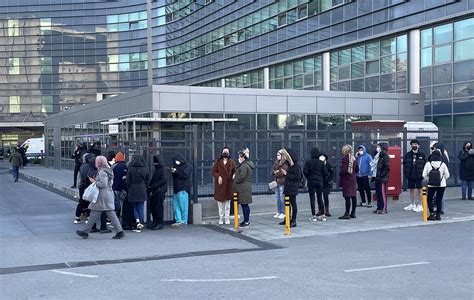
{"left": 386, "top": 146, "right": 402, "bottom": 200}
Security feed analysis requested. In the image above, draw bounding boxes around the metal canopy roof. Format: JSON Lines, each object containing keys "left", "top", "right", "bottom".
{"left": 100, "top": 117, "right": 238, "bottom": 125}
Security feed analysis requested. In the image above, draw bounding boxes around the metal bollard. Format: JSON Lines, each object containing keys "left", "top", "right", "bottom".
{"left": 422, "top": 186, "right": 428, "bottom": 222}
{"left": 233, "top": 192, "right": 239, "bottom": 229}
{"left": 285, "top": 196, "right": 290, "bottom": 236}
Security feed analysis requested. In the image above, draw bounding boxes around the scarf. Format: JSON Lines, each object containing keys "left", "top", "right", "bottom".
{"left": 371, "top": 153, "right": 380, "bottom": 178}
{"left": 348, "top": 154, "right": 355, "bottom": 174}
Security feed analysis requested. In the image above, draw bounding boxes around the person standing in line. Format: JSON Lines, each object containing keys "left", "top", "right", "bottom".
{"left": 371, "top": 143, "right": 390, "bottom": 214}
{"left": 74, "top": 153, "right": 94, "bottom": 224}
{"left": 459, "top": 142, "right": 474, "bottom": 200}
{"left": 319, "top": 152, "right": 334, "bottom": 217}
{"left": 71, "top": 143, "right": 85, "bottom": 188}
{"left": 429, "top": 143, "right": 449, "bottom": 214}
{"left": 338, "top": 145, "right": 359, "bottom": 219}
{"left": 148, "top": 154, "right": 167, "bottom": 230}
{"left": 112, "top": 151, "right": 128, "bottom": 218}
{"left": 126, "top": 154, "right": 150, "bottom": 232}
{"left": 403, "top": 139, "right": 426, "bottom": 212}
{"left": 233, "top": 148, "right": 254, "bottom": 228}
{"left": 304, "top": 147, "right": 328, "bottom": 222}
{"left": 76, "top": 156, "right": 125, "bottom": 239}
{"left": 212, "top": 147, "right": 236, "bottom": 225}
{"left": 422, "top": 151, "right": 450, "bottom": 221}
{"left": 279, "top": 149, "right": 301, "bottom": 228}
{"left": 171, "top": 153, "right": 193, "bottom": 228}
{"left": 9, "top": 147, "right": 23, "bottom": 182}
{"left": 355, "top": 145, "right": 373, "bottom": 208}
{"left": 271, "top": 149, "right": 290, "bottom": 219}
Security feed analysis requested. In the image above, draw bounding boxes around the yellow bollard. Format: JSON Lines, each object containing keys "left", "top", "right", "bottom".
{"left": 422, "top": 186, "right": 428, "bottom": 222}
{"left": 233, "top": 192, "right": 239, "bottom": 229}
{"left": 285, "top": 196, "right": 290, "bottom": 236}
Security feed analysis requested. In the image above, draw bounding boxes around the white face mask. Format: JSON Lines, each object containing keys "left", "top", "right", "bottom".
{"left": 358, "top": 150, "right": 364, "bottom": 156}
{"left": 175, "top": 160, "right": 181, "bottom": 166}
{"left": 376, "top": 147, "right": 381, "bottom": 153}
{"left": 319, "top": 156, "right": 326, "bottom": 162}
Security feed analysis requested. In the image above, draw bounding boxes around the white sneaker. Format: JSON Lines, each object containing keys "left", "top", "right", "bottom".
{"left": 404, "top": 204, "right": 414, "bottom": 211}
{"left": 273, "top": 213, "right": 280, "bottom": 218}
{"left": 309, "top": 215, "right": 318, "bottom": 222}
{"left": 218, "top": 218, "right": 224, "bottom": 225}
{"left": 318, "top": 215, "right": 327, "bottom": 222}
{"left": 229, "top": 215, "right": 240, "bottom": 220}
{"left": 413, "top": 204, "right": 423, "bottom": 212}
{"left": 136, "top": 223, "right": 145, "bottom": 230}
{"left": 224, "top": 218, "right": 230, "bottom": 225}
{"left": 278, "top": 213, "right": 285, "bottom": 219}
{"left": 132, "top": 228, "right": 142, "bottom": 233}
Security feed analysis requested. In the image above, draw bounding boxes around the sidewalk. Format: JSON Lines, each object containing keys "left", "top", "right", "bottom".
{"left": 14, "top": 162, "right": 474, "bottom": 242}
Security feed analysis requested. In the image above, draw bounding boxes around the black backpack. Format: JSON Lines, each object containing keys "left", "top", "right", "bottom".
{"left": 428, "top": 163, "right": 443, "bottom": 186}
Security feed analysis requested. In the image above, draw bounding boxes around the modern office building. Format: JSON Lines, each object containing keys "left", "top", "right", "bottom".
{"left": 1, "top": 0, "right": 473, "bottom": 147}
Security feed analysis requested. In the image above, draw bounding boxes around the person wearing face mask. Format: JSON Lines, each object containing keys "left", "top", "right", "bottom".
{"left": 355, "top": 145, "right": 373, "bottom": 208}
{"left": 170, "top": 153, "right": 193, "bottom": 228}
{"left": 338, "top": 145, "right": 359, "bottom": 219}
{"left": 148, "top": 154, "right": 167, "bottom": 230}
{"left": 319, "top": 152, "right": 334, "bottom": 217}
{"left": 126, "top": 154, "right": 150, "bottom": 232}
{"left": 371, "top": 143, "right": 390, "bottom": 214}
{"left": 233, "top": 148, "right": 254, "bottom": 228}
{"left": 459, "top": 141, "right": 474, "bottom": 200}
{"left": 279, "top": 149, "right": 301, "bottom": 227}
{"left": 403, "top": 139, "right": 426, "bottom": 212}
{"left": 212, "top": 147, "right": 237, "bottom": 225}
{"left": 303, "top": 147, "right": 328, "bottom": 221}
{"left": 422, "top": 150, "right": 450, "bottom": 220}
{"left": 271, "top": 149, "right": 290, "bottom": 219}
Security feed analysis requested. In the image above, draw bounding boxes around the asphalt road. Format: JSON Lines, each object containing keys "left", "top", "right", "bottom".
{"left": 1, "top": 167, "right": 473, "bottom": 299}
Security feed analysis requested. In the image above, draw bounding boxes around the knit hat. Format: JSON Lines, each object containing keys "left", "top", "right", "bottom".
{"left": 239, "top": 148, "right": 250, "bottom": 159}
{"left": 115, "top": 151, "right": 125, "bottom": 162}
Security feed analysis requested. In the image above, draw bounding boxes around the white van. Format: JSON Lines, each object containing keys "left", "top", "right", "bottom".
{"left": 21, "top": 137, "right": 45, "bottom": 158}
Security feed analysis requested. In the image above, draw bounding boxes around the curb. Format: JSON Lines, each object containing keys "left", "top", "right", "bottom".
{"left": 19, "top": 172, "right": 79, "bottom": 202}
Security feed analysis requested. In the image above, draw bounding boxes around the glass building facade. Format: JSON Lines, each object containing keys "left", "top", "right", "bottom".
{"left": 1, "top": 0, "right": 473, "bottom": 146}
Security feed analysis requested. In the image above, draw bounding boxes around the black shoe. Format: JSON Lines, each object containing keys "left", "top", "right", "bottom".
{"left": 427, "top": 213, "right": 436, "bottom": 221}
{"left": 339, "top": 214, "right": 350, "bottom": 220}
{"left": 76, "top": 230, "right": 88, "bottom": 239}
{"left": 100, "top": 229, "right": 112, "bottom": 234}
{"left": 90, "top": 228, "right": 100, "bottom": 233}
{"left": 468, "top": 196, "right": 473, "bottom": 200}
{"left": 462, "top": 196, "right": 467, "bottom": 200}
{"left": 70, "top": 185, "right": 76, "bottom": 188}
{"left": 325, "top": 211, "right": 332, "bottom": 217}
{"left": 279, "top": 220, "right": 286, "bottom": 225}
{"left": 350, "top": 214, "right": 356, "bottom": 219}
{"left": 151, "top": 224, "right": 164, "bottom": 230}
{"left": 239, "top": 221, "right": 250, "bottom": 228}
{"left": 435, "top": 213, "right": 441, "bottom": 221}
{"left": 290, "top": 221, "right": 297, "bottom": 228}
{"left": 112, "top": 231, "right": 125, "bottom": 239}
{"left": 316, "top": 212, "right": 322, "bottom": 217}
{"left": 440, "top": 210, "right": 444, "bottom": 215}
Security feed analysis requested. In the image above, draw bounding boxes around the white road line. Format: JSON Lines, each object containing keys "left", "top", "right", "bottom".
{"left": 344, "top": 262, "right": 430, "bottom": 273}
{"left": 161, "top": 276, "right": 278, "bottom": 282}
{"left": 50, "top": 270, "right": 98, "bottom": 278}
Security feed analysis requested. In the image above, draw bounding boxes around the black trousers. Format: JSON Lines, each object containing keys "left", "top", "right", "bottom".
{"left": 323, "top": 186, "right": 330, "bottom": 207}
{"left": 73, "top": 163, "right": 81, "bottom": 186}
{"left": 427, "top": 187, "right": 445, "bottom": 214}
{"left": 344, "top": 196, "right": 357, "bottom": 215}
{"left": 308, "top": 182, "right": 324, "bottom": 215}
{"left": 286, "top": 194, "right": 297, "bottom": 222}
{"left": 150, "top": 192, "right": 165, "bottom": 225}
{"left": 356, "top": 176, "right": 371, "bottom": 203}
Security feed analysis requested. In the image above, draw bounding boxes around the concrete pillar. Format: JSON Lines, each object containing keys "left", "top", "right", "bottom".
{"left": 264, "top": 67, "right": 270, "bottom": 89}
{"left": 409, "top": 29, "right": 421, "bottom": 94}
{"left": 221, "top": 78, "right": 225, "bottom": 88}
{"left": 323, "top": 52, "right": 330, "bottom": 91}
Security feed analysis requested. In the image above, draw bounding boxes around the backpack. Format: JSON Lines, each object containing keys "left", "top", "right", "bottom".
{"left": 428, "top": 163, "right": 443, "bottom": 186}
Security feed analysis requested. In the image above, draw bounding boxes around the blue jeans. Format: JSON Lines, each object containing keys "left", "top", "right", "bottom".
{"left": 274, "top": 185, "right": 285, "bottom": 214}
{"left": 11, "top": 166, "right": 19, "bottom": 181}
{"left": 461, "top": 180, "right": 473, "bottom": 198}
{"left": 172, "top": 191, "right": 189, "bottom": 224}
{"left": 133, "top": 202, "right": 145, "bottom": 223}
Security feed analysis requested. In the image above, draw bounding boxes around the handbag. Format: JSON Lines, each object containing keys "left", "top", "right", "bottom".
{"left": 83, "top": 182, "right": 99, "bottom": 203}
{"left": 268, "top": 180, "right": 278, "bottom": 190}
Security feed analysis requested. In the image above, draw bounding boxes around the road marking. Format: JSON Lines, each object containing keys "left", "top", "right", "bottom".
{"left": 50, "top": 270, "right": 98, "bottom": 278}
{"left": 344, "top": 262, "right": 430, "bottom": 273}
{"left": 161, "top": 276, "right": 278, "bottom": 282}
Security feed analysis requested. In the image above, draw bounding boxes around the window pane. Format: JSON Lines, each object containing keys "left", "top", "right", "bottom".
{"left": 433, "top": 84, "right": 452, "bottom": 100}
{"left": 9, "top": 96, "right": 20, "bottom": 113}
{"left": 421, "top": 28, "right": 432, "bottom": 48}
{"left": 381, "top": 55, "right": 396, "bottom": 74}
{"left": 397, "top": 53, "right": 407, "bottom": 71}
{"left": 397, "top": 35, "right": 407, "bottom": 53}
{"left": 381, "top": 38, "right": 396, "bottom": 56}
{"left": 433, "top": 64, "right": 452, "bottom": 85}
{"left": 453, "top": 81, "right": 474, "bottom": 98}
{"left": 338, "top": 81, "right": 350, "bottom": 91}
{"left": 284, "top": 63, "right": 293, "bottom": 76}
{"left": 454, "top": 113, "right": 474, "bottom": 127}
{"left": 366, "top": 60, "right": 379, "bottom": 75}
{"left": 434, "top": 45, "right": 452, "bottom": 64}
{"left": 330, "top": 67, "right": 338, "bottom": 83}
{"left": 338, "top": 66, "right": 350, "bottom": 80}
{"left": 294, "top": 60, "right": 303, "bottom": 75}
{"left": 351, "top": 45, "right": 365, "bottom": 62}
{"left": 294, "top": 75, "right": 303, "bottom": 89}
{"left": 421, "top": 47, "right": 432, "bottom": 67}
{"left": 420, "top": 67, "right": 432, "bottom": 87}
{"left": 366, "top": 41, "right": 379, "bottom": 60}
{"left": 454, "top": 18, "right": 474, "bottom": 41}
{"left": 365, "top": 76, "right": 379, "bottom": 92}
{"left": 304, "top": 73, "right": 313, "bottom": 86}
{"left": 351, "top": 79, "right": 364, "bottom": 92}
{"left": 330, "top": 52, "right": 338, "bottom": 67}
{"left": 303, "top": 58, "right": 314, "bottom": 73}
{"left": 454, "top": 60, "right": 474, "bottom": 82}
{"left": 351, "top": 62, "right": 364, "bottom": 79}
{"left": 380, "top": 73, "right": 395, "bottom": 91}
{"left": 433, "top": 100, "right": 452, "bottom": 114}
{"left": 42, "top": 96, "right": 53, "bottom": 113}
{"left": 396, "top": 72, "right": 407, "bottom": 90}
{"left": 284, "top": 78, "right": 293, "bottom": 89}
{"left": 453, "top": 100, "right": 474, "bottom": 114}
{"left": 454, "top": 39, "right": 474, "bottom": 61}
{"left": 434, "top": 23, "right": 452, "bottom": 45}
{"left": 338, "top": 49, "right": 350, "bottom": 65}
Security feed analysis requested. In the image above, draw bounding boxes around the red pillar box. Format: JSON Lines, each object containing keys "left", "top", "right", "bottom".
{"left": 386, "top": 146, "right": 402, "bottom": 200}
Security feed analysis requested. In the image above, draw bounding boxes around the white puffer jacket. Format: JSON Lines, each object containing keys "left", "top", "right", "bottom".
{"left": 422, "top": 161, "right": 450, "bottom": 187}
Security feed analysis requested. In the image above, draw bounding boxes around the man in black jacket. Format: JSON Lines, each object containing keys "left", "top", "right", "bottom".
{"left": 171, "top": 153, "right": 192, "bottom": 228}
{"left": 279, "top": 149, "right": 301, "bottom": 228}
{"left": 459, "top": 141, "right": 474, "bottom": 200}
{"left": 71, "top": 143, "right": 85, "bottom": 188}
{"left": 304, "top": 147, "right": 328, "bottom": 221}
{"left": 372, "top": 143, "right": 390, "bottom": 214}
{"left": 403, "top": 139, "right": 426, "bottom": 212}
{"left": 149, "top": 154, "right": 168, "bottom": 230}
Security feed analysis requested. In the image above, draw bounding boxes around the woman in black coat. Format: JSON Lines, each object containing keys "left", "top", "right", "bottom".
{"left": 304, "top": 147, "right": 328, "bottom": 221}
{"left": 126, "top": 154, "right": 150, "bottom": 232}
{"left": 371, "top": 143, "right": 390, "bottom": 214}
{"left": 459, "top": 141, "right": 474, "bottom": 200}
{"left": 148, "top": 154, "right": 167, "bottom": 230}
{"left": 320, "top": 152, "right": 334, "bottom": 217}
{"left": 279, "top": 149, "right": 301, "bottom": 228}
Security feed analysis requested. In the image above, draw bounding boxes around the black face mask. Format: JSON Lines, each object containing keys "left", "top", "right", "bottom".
{"left": 412, "top": 146, "right": 418, "bottom": 151}
{"left": 222, "top": 153, "right": 229, "bottom": 158}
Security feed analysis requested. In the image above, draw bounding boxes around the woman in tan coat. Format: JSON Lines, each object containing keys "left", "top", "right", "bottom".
{"left": 271, "top": 149, "right": 290, "bottom": 219}
{"left": 212, "top": 147, "right": 236, "bottom": 225}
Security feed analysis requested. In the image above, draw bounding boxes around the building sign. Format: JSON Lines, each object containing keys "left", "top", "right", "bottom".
{"left": 108, "top": 124, "right": 119, "bottom": 134}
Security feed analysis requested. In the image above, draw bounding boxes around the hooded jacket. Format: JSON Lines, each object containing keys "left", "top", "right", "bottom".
{"left": 150, "top": 154, "right": 168, "bottom": 195}
{"left": 112, "top": 154, "right": 128, "bottom": 192}
{"left": 403, "top": 148, "right": 427, "bottom": 180}
{"left": 172, "top": 153, "right": 193, "bottom": 194}
{"left": 284, "top": 149, "right": 302, "bottom": 196}
{"left": 320, "top": 152, "right": 334, "bottom": 189}
{"left": 303, "top": 147, "right": 328, "bottom": 187}
{"left": 233, "top": 158, "right": 255, "bottom": 204}
{"left": 271, "top": 149, "right": 290, "bottom": 186}
{"left": 371, "top": 143, "right": 390, "bottom": 183}
{"left": 423, "top": 151, "right": 450, "bottom": 187}
{"left": 88, "top": 168, "right": 115, "bottom": 211}
{"left": 459, "top": 142, "right": 474, "bottom": 181}
{"left": 355, "top": 145, "right": 373, "bottom": 177}
{"left": 211, "top": 148, "right": 237, "bottom": 202}
{"left": 126, "top": 154, "right": 150, "bottom": 202}
{"left": 79, "top": 153, "right": 96, "bottom": 189}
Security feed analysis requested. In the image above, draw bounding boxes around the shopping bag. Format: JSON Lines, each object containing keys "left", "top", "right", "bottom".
{"left": 83, "top": 182, "right": 99, "bottom": 203}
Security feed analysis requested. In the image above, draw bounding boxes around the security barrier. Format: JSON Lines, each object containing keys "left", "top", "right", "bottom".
{"left": 285, "top": 196, "right": 290, "bottom": 236}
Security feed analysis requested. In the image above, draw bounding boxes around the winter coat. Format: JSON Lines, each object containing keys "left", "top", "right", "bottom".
{"left": 211, "top": 155, "right": 236, "bottom": 202}
{"left": 372, "top": 144, "right": 390, "bottom": 183}
{"left": 303, "top": 148, "right": 328, "bottom": 188}
{"left": 9, "top": 152, "right": 23, "bottom": 167}
{"left": 356, "top": 145, "right": 373, "bottom": 177}
{"left": 321, "top": 153, "right": 334, "bottom": 189}
{"left": 403, "top": 150, "right": 427, "bottom": 180}
{"left": 423, "top": 160, "right": 450, "bottom": 188}
{"left": 88, "top": 168, "right": 115, "bottom": 211}
{"left": 284, "top": 149, "right": 302, "bottom": 196}
{"left": 150, "top": 155, "right": 168, "bottom": 195}
{"left": 233, "top": 159, "right": 254, "bottom": 204}
{"left": 126, "top": 155, "right": 150, "bottom": 202}
{"left": 459, "top": 143, "right": 474, "bottom": 181}
{"left": 79, "top": 154, "right": 96, "bottom": 189}
{"left": 271, "top": 159, "right": 289, "bottom": 186}
{"left": 72, "top": 147, "right": 84, "bottom": 165}
{"left": 338, "top": 154, "right": 359, "bottom": 197}
{"left": 112, "top": 161, "right": 128, "bottom": 191}
{"left": 172, "top": 154, "right": 192, "bottom": 194}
